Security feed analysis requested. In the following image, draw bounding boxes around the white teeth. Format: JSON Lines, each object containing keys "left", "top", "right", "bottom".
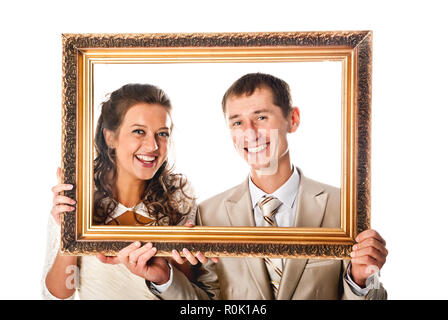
{"left": 136, "top": 155, "right": 156, "bottom": 162}
{"left": 247, "top": 144, "right": 267, "bottom": 153}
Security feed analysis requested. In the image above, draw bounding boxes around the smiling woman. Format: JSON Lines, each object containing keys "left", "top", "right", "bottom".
{"left": 92, "top": 84, "right": 194, "bottom": 226}
{"left": 93, "top": 84, "right": 194, "bottom": 226}
{"left": 43, "top": 83, "right": 199, "bottom": 299}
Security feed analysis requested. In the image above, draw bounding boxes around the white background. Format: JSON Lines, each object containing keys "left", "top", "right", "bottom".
{"left": 94, "top": 61, "right": 342, "bottom": 199}
{"left": 0, "top": 0, "right": 447, "bottom": 299}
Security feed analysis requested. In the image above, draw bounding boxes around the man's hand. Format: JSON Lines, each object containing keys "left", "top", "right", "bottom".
{"left": 170, "top": 219, "right": 219, "bottom": 266}
{"left": 97, "top": 241, "right": 170, "bottom": 285}
{"left": 171, "top": 248, "right": 219, "bottom": 266}
{"left": 350, "top": 229, "right": 388, "bottom": 288}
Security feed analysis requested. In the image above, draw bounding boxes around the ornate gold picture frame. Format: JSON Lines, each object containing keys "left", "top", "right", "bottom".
{"left": 60, "top": 31, "right": 372, "bottom": 259}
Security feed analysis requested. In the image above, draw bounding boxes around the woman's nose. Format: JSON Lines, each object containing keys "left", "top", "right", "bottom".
{"left": 142, "top": 135, "right": 158, "bottom": 151}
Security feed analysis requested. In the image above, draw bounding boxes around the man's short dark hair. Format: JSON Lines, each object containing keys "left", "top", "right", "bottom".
{"left": 222, "top": 73, "right": 292, "bottom": 118}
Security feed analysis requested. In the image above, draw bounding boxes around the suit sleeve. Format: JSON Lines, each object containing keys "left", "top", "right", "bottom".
{"left": 340, "top": 260, "right": 387, "bottom": 300}
{"left": 149, "top": 206, "right": 221, "bottom": 300}
{"left": 151, "top": 260, "right": 219, "bottom": 300}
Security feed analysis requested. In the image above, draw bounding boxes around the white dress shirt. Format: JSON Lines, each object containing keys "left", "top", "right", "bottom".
{"left": 249, "top": 166, "right": 300, "bottom": 228}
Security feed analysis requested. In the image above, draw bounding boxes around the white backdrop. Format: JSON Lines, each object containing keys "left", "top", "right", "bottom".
{"left": 0, "top": 0, "right": 447, "bottom": 299}
{"left": 94, "top": 61, "right": 342, "bottom": 201}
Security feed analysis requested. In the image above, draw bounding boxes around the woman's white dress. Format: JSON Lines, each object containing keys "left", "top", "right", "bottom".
{"left": 42, "top": 184, "right": 196, "bottom": 300}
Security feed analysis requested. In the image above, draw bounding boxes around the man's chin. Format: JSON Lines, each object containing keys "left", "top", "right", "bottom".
{"left": 248, "top": 160, "right": 275, "bottom": 170}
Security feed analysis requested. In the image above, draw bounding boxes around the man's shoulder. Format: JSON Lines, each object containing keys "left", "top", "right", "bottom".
{"left": 197, "top": 182, "right": 247, "bottom": 226}
{"left": 301, "top": 175, "right": 341, "bottom": 227}
{"left": 199, "top": 182, "right": 244, "bottom": 209}
{"left": 303, "top": 176, "right": 340, "bottom": 197}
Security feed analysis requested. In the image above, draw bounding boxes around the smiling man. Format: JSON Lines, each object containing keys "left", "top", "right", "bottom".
{"left": 134, "top": 73, "right": 388, "bottom": 300}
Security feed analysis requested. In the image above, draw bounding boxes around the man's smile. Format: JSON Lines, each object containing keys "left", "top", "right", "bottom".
{"left": 245, "top": 142, "right": 269, "bottom": 154}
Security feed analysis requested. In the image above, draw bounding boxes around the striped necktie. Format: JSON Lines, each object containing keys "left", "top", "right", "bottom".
{"left": 257, "top": 195, "right": 283, "bottom": 298}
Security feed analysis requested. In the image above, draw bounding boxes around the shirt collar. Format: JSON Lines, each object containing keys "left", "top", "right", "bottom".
{"left": 248, "top": 166, "right": 300, "bottom": 210}
{"left": 102, "top": 198, "right": 150, "bottom": 223}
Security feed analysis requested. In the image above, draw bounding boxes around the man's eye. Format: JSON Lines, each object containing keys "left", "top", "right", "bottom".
{"left": 232, "top": 121, "right": 242, "bottom": 127}
{"left": 257, "top": 116, "right": 266, "bottom": 121}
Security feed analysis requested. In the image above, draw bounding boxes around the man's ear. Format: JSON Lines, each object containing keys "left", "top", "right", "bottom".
{"left": 288, "top": 107, "right": 300, "bottom": 133}
{"left": 103, "top": 128, "right": 115, "bottom": 148}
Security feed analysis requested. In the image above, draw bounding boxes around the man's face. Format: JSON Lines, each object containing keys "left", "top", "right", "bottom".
{"left": 225, "top": 86, "right": 299, "bottom": 172}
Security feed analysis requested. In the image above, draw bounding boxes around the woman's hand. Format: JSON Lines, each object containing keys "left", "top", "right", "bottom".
{"left": 97, "top": 242, "right": 171, "bottom": 285}
{"left": 46, "top": 168, "right": 78, "bottom": 299}
{"left": 97, "top": 219, "right": 219, "bottom": 285}
{"left": 51, "top": 167, "right": 76, "bottom": 225}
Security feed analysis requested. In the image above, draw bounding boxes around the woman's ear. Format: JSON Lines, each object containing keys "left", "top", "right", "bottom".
{"left": 103, "top": 128, "right": 115, "bottom": 148}
{"left": 288, "top": 107, "right": 300, "bottom": 133}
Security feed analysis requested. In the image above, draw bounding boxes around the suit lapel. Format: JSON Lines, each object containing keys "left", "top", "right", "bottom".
{"left": 277, "top": 168, "right": 328, "bottom": 300}
{"left": 244, "top": 257, "right": 274, "bottom": 300}
{"left": 224, "top": 178, "right": 274, "bottom": 300}
{"left": 294, "top": 170, "right": 327, "bottom": 229}
{"left": 223, "top": 179, "right": 255, "bottom": 227}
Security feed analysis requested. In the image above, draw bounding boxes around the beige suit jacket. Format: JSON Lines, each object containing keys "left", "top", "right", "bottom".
{"left": 157, "top": 169, "right": 387, "bottom": 300}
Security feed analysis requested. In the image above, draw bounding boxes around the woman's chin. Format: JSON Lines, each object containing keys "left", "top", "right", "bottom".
{"left": 130, "top": 167, "right": 157, "bottom": 181}
{"left": 138, "top": 171, "right": 157, "bottom": 181}
{"left": 132, "top": 158, "right": 162, "bottom": 180}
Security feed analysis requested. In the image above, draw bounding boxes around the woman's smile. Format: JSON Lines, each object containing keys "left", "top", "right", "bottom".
{"left": 135, "top": 153, "right": 158, "bottom": 168}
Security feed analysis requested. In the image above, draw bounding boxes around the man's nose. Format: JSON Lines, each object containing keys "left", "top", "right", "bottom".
{"left": 242, "top": 122, "right": 258, "bottom": 142}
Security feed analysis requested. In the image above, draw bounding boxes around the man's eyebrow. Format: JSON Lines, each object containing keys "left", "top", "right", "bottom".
{"left": 228, "top": 114, "right": 240, "bottom": 121}
{"left": 228, "top": 109, "right": 271, "bottom": 120}
{"left": 253, "top": 109, "right": 271, "bottom": 114}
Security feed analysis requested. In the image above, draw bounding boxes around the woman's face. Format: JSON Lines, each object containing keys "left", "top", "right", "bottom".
{"left": 105, "top": 102, "right": 172, "bottom": 184}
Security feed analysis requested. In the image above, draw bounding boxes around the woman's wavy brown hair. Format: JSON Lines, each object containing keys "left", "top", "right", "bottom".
{"left": 93, "top": 83, "right": 194, "bottom": 225}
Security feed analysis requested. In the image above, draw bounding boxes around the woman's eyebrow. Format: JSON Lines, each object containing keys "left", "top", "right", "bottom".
{"left": 131, "top": 123, "right": 147, "bottom": 127}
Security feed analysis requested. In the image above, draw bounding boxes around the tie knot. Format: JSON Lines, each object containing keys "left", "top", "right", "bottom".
{"left": 257, "top": 196, "right": 282, "bottom": 219}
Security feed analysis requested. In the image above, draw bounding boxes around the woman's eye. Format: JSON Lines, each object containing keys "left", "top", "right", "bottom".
{"left": 257, "top": 116, "right": 266, "bottom": 121}
{"left": 133, "top": 129, "right": 145, "bottom": 135}
{"left": 158, "top": 132, "right": 170, "bottom": 138}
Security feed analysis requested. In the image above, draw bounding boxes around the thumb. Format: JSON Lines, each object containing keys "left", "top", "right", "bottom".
{"left": 96, "top": 254, "right": 120, "bottom": 265}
